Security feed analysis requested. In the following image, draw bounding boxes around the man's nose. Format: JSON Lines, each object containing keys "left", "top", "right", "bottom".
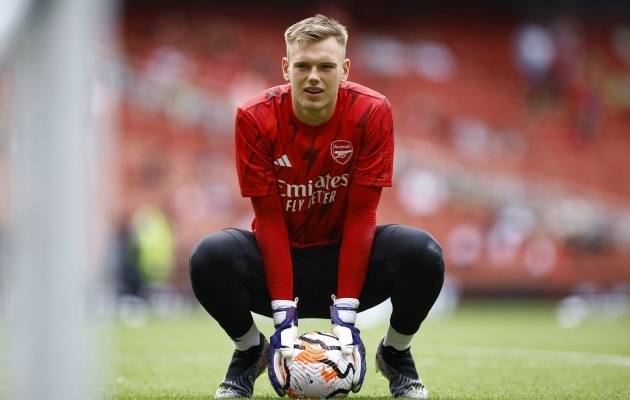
{"left": 308, "top": 67, "right": 320, "bottom": 81}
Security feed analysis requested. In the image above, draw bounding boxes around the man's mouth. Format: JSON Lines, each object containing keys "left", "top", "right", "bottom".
{"left": 305, "top": 88, "right": 323, "bottom": 94}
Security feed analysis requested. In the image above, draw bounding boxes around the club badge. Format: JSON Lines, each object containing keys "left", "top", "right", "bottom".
{"left": 330, "top": 140, "right": 353, "bottom": 165}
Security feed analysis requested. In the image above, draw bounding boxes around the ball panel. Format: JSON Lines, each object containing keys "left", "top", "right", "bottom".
{"left": 285, "top": 331, "right": 354, "bottom": 399}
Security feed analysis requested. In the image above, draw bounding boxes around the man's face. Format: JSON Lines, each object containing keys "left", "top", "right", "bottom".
{"left": 282, "top": 36, "right": 350, "bottom": 126}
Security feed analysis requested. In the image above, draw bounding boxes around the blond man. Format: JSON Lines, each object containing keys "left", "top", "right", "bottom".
{"left": 190, "top": 14, "right": 445, "bottom": 398}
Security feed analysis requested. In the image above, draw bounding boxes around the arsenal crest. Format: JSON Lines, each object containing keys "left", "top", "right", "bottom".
{"left": 330, "top": 140, "right": 353, "bottom": 165}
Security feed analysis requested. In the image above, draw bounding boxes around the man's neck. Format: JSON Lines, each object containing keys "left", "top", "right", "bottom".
{"left": 292, "top": 100, "right": 337, "bottom": 126}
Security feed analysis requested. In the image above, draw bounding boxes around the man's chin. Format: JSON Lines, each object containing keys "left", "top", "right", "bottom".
{"left": 298, "top": 103, "right": 322, "bottom": 112}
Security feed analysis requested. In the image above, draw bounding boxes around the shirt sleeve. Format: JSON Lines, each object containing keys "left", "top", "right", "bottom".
{"left": 336, "top": 182, "right": 381, "bottom": 299}
{"left": 352, "top": 98, "right": 394, "bottom": 187}
{"left": 235, "top": 107, "right": 278, "bottom": 197}
{"left": 251, "top": 194, "right": 294, "bottom": 301}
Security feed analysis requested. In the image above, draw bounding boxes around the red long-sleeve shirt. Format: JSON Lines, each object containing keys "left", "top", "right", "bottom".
{"left": 236, "top": 81, "right": 393, "bottom": 300}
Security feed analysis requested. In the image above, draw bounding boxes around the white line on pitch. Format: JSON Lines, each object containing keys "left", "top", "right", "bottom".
{"left": 424, "top": 345, "right": 630, "bottom": 368}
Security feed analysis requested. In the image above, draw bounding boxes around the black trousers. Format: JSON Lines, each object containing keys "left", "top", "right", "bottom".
{"left": 189, "top": 224, "right": 445, "bottom": 339}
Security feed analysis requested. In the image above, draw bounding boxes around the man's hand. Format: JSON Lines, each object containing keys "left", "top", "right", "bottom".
{"left": 330, "top": 296, "right": 366, "bottom": 393}
{"left": 268, "top": 299, "right": 298, "bottom": 397}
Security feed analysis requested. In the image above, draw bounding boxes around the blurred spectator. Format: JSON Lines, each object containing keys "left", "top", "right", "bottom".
{"left": 513, "top": 23, "right": 556, "bottom": 83}
{"left": 129, "top": 204, "right": 175, "bottom": 287}
{"left": 549, "top": 16, "right": 585, "bottom": 94}
{"left": 544, "top": 198, "right": 610, "bottom": 255}
{"left": 573, "top": 75, "right": 604, "bottom": 142}
{"left": 601, "top": 73, "right": 630, "bottom": 116}
{"left": 396, "top": 168, "right": 449, "bottom": 215}
{"left": 612, "top": 25, "right": 630, "bottom": 66}
{"left": 512, "top": 23, "right": 558, "bottom": 108}
{"left": 409, "top": 40, "right": 457, "bottom": 83}
{"left": 355, "top": 34, "right": 457, "bottom": 83}
{"left": 114, "top": 205, "right": 184, "bottom": 325}
{"left": 450, "top": 116, "right": 528, "bottom": 162}
{"left": 557, "top": 282, "right": 630, "bottom": 328}
{"left": 167, "top": 83, "right": 205, "bottom": 127}
{"left": 450, "top": 116, "right": 491, "bottom": 158}
{"left": 446, "top": 224, "right": 484, "bottom": 268}
{"left": 604, "top": 25, "right": 630, "bottom": 116}
{"left": 145, "top": 45, "right": 190, "bottom": 86}
{"left": 115, "top": 219, "right": 143, "bottom": 297}
{"left": 523, "top": 236, "right": 558, "bottom": 278}
{"left": 356, "top": 34, "right": 409, "bottom": 77}
{"left": 486, "top": 204, "right": 535, "bottom": 267}
{"left": 486, "top": 226, "right": 521, "bottom": 267}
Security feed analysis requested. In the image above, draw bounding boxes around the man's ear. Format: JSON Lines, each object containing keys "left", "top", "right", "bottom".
{"left": 341, "top": 58, "right": 350, "bottom": 82}
{"left": 282, "top": 57, "right": 290, "bottom": 81}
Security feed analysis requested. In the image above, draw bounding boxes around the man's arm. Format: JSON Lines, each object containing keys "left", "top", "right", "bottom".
{"left": 337, "top": 182, "right": 382, "bottom": 298}
{"left": 251, "top": 194, "right": 293, "bottom": 300}
{"left": 253, "top": 194, "right": 300, "bottom": 378}
{"left": 332, "top": 182, "right": 381, "bottom": 394}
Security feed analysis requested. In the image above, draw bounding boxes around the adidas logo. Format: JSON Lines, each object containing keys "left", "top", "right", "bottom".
{"left": 274, "top": 154, "right": 292, "bottom": 167}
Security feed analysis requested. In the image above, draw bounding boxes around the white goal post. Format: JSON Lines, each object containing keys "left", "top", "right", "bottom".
{"left": 2, "top": 0, "right": 116, "bottom": 399}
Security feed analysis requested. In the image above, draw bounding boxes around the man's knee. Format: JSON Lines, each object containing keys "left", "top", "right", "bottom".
{"left": 392, "top": 226, "right": 446, "bottom": 278}
{"left": 189, "top": 230, "right": 240, "bottom": 283}
{"left": 189, "top": 234, "right": 213, "bottom": 283}
{"left": 417, "top": 230, "right": 446, "bottom": 277}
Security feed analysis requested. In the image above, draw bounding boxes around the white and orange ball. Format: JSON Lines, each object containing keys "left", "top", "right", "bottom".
{"left": 273, "top": 331, "right": 355, "bottom": 399}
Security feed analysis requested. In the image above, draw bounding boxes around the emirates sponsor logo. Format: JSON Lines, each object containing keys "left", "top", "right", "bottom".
{"left": 277, "top": 173, "right": 349, "bottom": 212}
{"left": 330, "top": 140, "right": 353, "bottom": 165}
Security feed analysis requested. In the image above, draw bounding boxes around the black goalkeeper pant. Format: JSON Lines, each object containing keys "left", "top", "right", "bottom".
{"left": 189, "top": 224, "right": 445, "bottom": 339}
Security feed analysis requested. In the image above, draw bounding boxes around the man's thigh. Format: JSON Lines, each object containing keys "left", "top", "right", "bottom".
{"left": 359, "top": 224, "right": 408, "bottom": 311}
{"left": 218, "top": 228, "right": 273, "bottom": 317}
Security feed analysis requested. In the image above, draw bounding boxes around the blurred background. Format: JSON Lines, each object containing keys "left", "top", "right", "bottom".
{"left": 1, "top": 0, "right": 630, "bottom": 319}
{"left": 112, "top": 0, "right": 630, "bottom": 306}
{"left": 1, "top": 0, "right": 630, "bottom": 398}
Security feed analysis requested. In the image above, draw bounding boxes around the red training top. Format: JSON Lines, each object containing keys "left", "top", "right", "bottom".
{"left": 236, "top": 81, "right": 393, "bottom": 247}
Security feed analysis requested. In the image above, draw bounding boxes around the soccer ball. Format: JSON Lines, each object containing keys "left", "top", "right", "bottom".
{"left": 274, "top": 331, "right": 355, "bottom": 399}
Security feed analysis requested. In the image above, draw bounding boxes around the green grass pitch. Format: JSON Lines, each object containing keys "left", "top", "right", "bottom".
{"left": 105, "top": 300, "right": 630, "bottom": 399}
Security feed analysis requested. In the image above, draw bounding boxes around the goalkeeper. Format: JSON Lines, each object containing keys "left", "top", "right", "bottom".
{"left": 189, "top": 14, "right": 445, "bottom": 399}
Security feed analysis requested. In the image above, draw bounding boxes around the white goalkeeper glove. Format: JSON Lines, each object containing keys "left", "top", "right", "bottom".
{"left": 330, "top": 296, "right": 366, "bottom": 393}
{"left": 268, "top": 298, "right": 298, "bottom": 397}
{"left": 270, "top": 298, "right": 299, "bottom": 359}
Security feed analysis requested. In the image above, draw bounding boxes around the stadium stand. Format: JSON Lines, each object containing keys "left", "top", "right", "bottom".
{"left": 115, "top": 5, "right": 630, "bottom": 297}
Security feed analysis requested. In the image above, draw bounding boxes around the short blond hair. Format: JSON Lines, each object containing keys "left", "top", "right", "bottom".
{"left": 284, "top": 14, "right": 348, "bottom": 58}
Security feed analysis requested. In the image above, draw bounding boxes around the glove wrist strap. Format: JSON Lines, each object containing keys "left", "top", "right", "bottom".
{"left": 271, "top": 298, "right": 298, "bottom": 327}
{"left": 330, "top": 295, "right": 359, "bottom": 325}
